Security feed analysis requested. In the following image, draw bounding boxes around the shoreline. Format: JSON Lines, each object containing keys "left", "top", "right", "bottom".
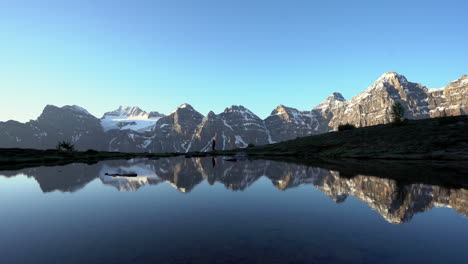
{"left": 1, "top": 116, "right": 467, "bottom": 170}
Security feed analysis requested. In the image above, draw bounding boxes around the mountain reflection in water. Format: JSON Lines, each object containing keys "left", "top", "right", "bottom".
{"left": 1, "top": 157, "right": 466, "bottom": 225}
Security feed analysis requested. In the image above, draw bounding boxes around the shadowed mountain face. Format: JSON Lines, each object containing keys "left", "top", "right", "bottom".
{"left": 1, "top": 72, "right": 467, "bottom": 152}
{"left": 1, "top": 157, "right": 466, "bottom": 224}
{"left": 264, "top": 105, "right": 328, "bottom": 142}
{"left": 0, "top": 105, "right": 108, "bottom": 150}
{"left": 148, "top": 104, "right": 205, "bottom": 153}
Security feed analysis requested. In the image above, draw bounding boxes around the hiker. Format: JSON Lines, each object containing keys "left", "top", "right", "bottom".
{"left": 212, "top": 139, "right": 216, "bottom": 151}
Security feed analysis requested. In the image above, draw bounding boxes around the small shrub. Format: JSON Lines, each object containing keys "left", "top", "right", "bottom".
{"left": 56, "top": 140, "right": 75, "bottom": 152}
{"left": 391, "top": 101, "right": 406, "bottom": 123}
{"left": 338, "top": 123, "right": 356, "bottom": 131}
{"left": 247, "top": 143, "right": 255, "bottom": 148}
{"left": 85, "top": 149, "right": 99, "bottom": 154}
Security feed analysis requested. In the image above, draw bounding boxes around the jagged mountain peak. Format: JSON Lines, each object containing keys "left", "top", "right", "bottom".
{"left": 42, "top": 104, "right": 61, "bottom": 112}
{"left": 61, "top": 105, "right": 92, "bottom": 116}
{"left": 275, "top": 104, "right": 291, "bottom": 110}
{"left": 117, "top": 105, "right": 141, "bottom": 111}
{"left": 103, "top": 106, "right": 147, "bottom": 118}
{"left": 377, "top": 71, "right": 407, "bottom": 82}
{"left": 351, "top": 72, "right": 412, "bottom": 102}
{"left": 328, "top": 92, "right": 346, "bottom": 102}
{"left": 313, "top": 92, "right": 346, "bottom": 111}
{"left": 2, "top": 71, "right": 466, "bottom": 153}
{"left": 270, "top": 105, "right": 313, "bottom": 123}
{"left": 40, "top": 104, "right": 94, "bottom": 118}
{"left": 169, "top": 103, "right": 196, "bottom": 115}
{"left": 447, "top": 75, "right": 468, "bottom": 88}
{"left": 366, "top": 72, "right": 409, "bottom": 91}
{"left": 224, "top": 105, "right": 248, "bottom": 111}
{"left": 271, "top": 105, "right": 298, "bottom": 115}
{"left": 222, "top": 105, "right": 261, "bottom": 122}
{"left": 224, "top": 105, "right": 256, "bottom": 115}
{"left": 178, "top": 103, "right": 194, "bottom": 110}
{"left": 200, "top": 111, "right": 220, "bottom": 123}
{"left": 206, "top": 111, "right": 217, "bottom": 118}
{"left": 168, "top": 104, "right": 202, "bottom": 120}
{"left": 101, "top": 106, "right": 162, "bottom": 132}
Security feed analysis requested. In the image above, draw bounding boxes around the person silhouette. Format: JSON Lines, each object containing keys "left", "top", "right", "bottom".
{"left": 212, "top": 139, "right": 216, "bottom": 151}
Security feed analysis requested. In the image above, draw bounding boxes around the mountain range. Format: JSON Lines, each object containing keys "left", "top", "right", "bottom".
{"left": 1, "top": 72, "right": 466, "bottom": 152}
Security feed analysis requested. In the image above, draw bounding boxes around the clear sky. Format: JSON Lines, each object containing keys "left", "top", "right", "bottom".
{"left": 1, "top": 0, "right": 467, "bottom": 122}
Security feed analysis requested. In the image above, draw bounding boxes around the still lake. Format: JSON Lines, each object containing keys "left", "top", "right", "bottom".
{"left": 0, "top": 157, "right": 467, "bottom": 264}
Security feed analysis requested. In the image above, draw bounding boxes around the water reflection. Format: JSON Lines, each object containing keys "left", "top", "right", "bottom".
{"left": 1, "top": 157, "right": 467, "bottom": 224}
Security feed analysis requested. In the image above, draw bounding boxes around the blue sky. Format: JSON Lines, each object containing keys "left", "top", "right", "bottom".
{"left": 1, "top": 0, "right": 467, "bottom": 122}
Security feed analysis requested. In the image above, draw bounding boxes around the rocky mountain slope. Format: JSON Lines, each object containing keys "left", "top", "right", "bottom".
{"left": 264, "top": 105, "right": 327, "bottom": 142}
{"left": 148, "top": 104, "right": 204, "bottom": 153}
{"left": 427, "top": 75, "right": 468, "bottom": 117}
{"left": 1, "top": 72, "right": 466, "bottom": 152}
{"left": 0, "top": 105, "right": 108, "bottom": 150}
{"left": 101, "top": 105, "right": 164, "bottom": 132}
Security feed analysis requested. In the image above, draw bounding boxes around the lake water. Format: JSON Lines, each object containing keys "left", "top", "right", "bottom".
{"left": 0, "top": 157, "right": 467, "bottom": 264}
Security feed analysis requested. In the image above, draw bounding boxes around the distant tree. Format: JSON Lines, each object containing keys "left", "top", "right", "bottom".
{"left": 391, "top": 101, "right": 406, "bottom": 123}
{"left": 56, "top": 140, "right": 75, "bottom": 152}
{"left": 247, "top": 143, "right": 255, "bottom": 148}
{"left": 338, "top": 123, "right": 356, "bottom": 131}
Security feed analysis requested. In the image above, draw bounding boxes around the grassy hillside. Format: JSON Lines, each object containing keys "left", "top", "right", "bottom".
{"left": 233, "top": 116, "right": 468, "bottom": 160}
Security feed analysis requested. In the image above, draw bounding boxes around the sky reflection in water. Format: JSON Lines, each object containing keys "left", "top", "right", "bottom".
{"left": 0, "top": 157, "right": 467, "bottom": 264}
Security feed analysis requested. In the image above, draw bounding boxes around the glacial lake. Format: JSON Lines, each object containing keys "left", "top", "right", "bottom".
{"left": 0, "top": 157, "right": 467, "bottom": 264}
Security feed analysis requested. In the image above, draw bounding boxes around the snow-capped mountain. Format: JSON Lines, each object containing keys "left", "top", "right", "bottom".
{"left": 101, "top": 106, "right": 164, "bottom": 132}
{"left": 219, "top": 105, "right": 273, "bottom": 146}
{"left": 190, "top": 106, "right": 273, "bottom": 152}
{"left": 427, "top": 75, "right": 468, "bottom": 117}
{"left": 323, "top": 72, "right": 433, "bottom": 129}
{"left": 148, "top": 103, "right": 204, "bottom": 153}
{"left": 1, "top": 72, "right": 466, "bottom": 152}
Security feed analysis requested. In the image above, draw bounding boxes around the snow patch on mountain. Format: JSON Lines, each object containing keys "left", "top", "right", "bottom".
{"left": 224, "top": 105, "right": 258, "bottom": 121}
{"left": 234, "top": 135, "right": 248, "bottom": 147}
{"left": 101, "top": 106, "right": 163, "bottom": 132}
{"left": 428, "top": 87, "right": 444, "bottom": 93}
